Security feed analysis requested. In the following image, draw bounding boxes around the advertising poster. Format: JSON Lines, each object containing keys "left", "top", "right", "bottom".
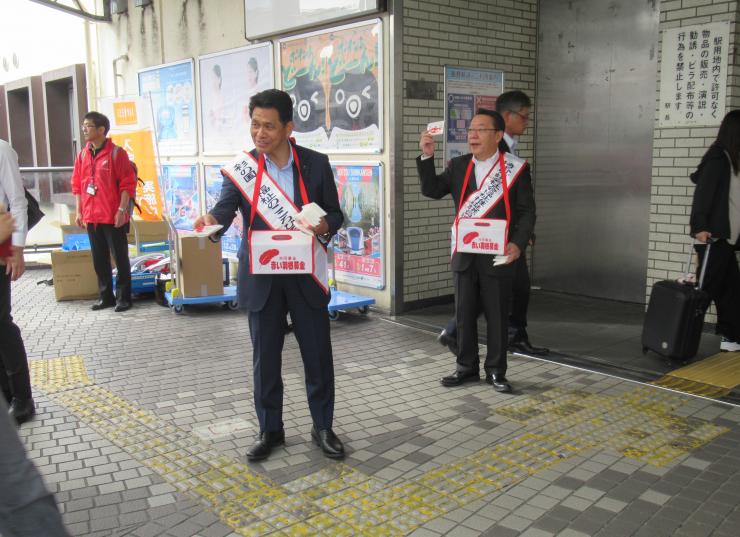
{"left": 203, "top": 164, "right": 242, "bottom": 259}
{"left": 199, "top": 43, "right": 274, "bottom": 155}
{"left": 331, "top": 162, "right": 384, "bottom": 289}
{"left": 99, "top": 96, "right": 164, "bottom": 221}
{"left": 161, "top": 165, "right": 199, "bottom": 231}
{"left": 659, "top": 22, "right": 729, "bottom": 127}
{"left": 138, "top": 60, "right": 197, "bottom": 156}
{"left": 280, "top": 19, "right": 382, "bottom": 153}
{"left": 444, "top": 66, "right": 504, "bottom": 163}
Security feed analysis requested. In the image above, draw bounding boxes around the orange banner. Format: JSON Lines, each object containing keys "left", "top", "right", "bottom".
{"left": 110, "top": 129, "right": 163, "bottom": 221}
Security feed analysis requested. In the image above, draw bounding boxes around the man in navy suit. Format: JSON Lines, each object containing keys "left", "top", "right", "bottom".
{"left": 195, "top": 89, "right": 345, "bottom": 461}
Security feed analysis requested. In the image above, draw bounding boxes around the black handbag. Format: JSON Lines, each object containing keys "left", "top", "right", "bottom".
{"left": 25, "top": 188, "right": 44, "bottom": 230}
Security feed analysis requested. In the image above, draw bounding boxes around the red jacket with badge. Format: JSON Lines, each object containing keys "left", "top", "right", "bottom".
{"left": 71, "top": 139, "right": 136, "bottom": 225}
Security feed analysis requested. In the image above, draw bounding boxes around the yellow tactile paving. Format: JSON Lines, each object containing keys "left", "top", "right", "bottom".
{"left": 31, "top": 356, "right": 730, "bottom": 536}
{"left": 29, "top": 356, "right": 92, "bottom": 394}
{"left": 652, "top": 351, "right": 740, "bottom": 398}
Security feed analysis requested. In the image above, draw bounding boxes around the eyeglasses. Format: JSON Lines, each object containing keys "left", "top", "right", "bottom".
{"left": 511, "top": 110, "right": 530, "bottom": 121}
{"left": 467, "top": 128, "right": 499, "bottom": 134}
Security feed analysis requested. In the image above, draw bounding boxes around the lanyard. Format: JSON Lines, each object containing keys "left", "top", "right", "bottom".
{"left": 457, "top": 152, "right": 510, "bottom": 226}
{"left": 248, "top": 139, "right": 310, "bottom": 236}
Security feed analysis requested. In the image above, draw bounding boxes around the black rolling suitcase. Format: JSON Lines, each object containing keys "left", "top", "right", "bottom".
{"left": 641, "top": 243, "right": 712, "bottom": 363}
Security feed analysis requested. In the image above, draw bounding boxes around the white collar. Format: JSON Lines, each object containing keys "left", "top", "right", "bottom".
{"left": 503, "top": 132, "right": 518, "bottom": 154}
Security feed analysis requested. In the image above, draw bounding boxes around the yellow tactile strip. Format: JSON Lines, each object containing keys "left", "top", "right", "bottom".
{"left": 652, "top": 351, "right": 740, "bottom": 398}
{"left": 30, "top": 357, "right": 729, "bottom": 536}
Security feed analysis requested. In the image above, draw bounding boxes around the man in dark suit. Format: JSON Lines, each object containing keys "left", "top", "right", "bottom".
{"left": 195, "top": 89, "right": 345, "bottom": 461}
{"left": 437, "top": 91, "right": 548, "bottom": 357}
{"left": 418, "top": 109, "right": 536, "bottom": 392}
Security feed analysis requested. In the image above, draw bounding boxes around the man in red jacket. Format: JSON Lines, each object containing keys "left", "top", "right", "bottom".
{"left": 71, "top": 112, "right": 136, "bottom": 312}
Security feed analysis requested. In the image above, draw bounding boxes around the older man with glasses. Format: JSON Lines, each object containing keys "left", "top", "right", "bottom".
{"left": 417, "top": 108, "right": 536, "bottom": 393}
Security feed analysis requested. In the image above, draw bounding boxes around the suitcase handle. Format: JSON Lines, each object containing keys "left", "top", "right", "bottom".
{"left": 684, "top": 240, "right": 713, "bottom": 290}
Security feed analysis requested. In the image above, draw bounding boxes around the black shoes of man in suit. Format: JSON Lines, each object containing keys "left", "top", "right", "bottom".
{"left": 437, "top": 328, "right": 458, "bottom": 355}
{"left": 508, "top": 328, "right": 549, "bottom": 356}
{"left": 440, "top": 371, "right": 512, "bottom": 393}
{"left": 8, "top": 397, "right": 36, "bottom": 425}
{"left": 246, "top": 427, "right": 345, "bottom": 462}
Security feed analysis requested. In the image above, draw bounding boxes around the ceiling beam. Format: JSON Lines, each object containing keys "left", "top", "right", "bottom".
{"left": 26, "top": 0, "right": 111, "bottom": 23}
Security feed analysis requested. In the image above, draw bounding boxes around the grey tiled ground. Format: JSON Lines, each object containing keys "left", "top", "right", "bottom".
{"left": 9, "top": 268, "right": 740, "bottom": 536}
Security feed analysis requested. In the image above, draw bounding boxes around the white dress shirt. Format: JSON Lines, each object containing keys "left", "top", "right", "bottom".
{"left": 0, "top": 140, "right": 27, "bottom": 247}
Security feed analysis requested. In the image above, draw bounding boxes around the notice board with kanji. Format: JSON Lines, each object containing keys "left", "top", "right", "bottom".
{"left": 659, "top": 22, "right": 730, "bottom": 127}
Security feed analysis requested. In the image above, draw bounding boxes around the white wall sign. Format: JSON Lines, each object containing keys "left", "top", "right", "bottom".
{"left": 659, "top": 22, "right": 729, "bottom": 127}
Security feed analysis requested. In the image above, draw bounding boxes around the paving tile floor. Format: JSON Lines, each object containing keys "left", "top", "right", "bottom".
{"left": 7, "top": 269, "right": 740, "bottom": 536}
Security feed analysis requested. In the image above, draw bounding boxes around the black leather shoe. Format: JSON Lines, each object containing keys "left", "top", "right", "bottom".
{"left": 441, "top": 370, "right": 479, "bottom": 387}
{"left": 114, "top": 301, "right": 132, "bottom": 312}
{"left": 8, "top": 397, "right": 35, "bottom": 425}
{"left": 246, "top": 430, "right": 285, "bottom": 462}
{"left": 509, "top": 337, "right": 549, "bottom": 356}
{"left": 485, "top": 375, "right": 512, "bottom": 393}
{"left": 311, "top": 427, "right": 345, "bottom": 459}
{"left": 91, "top": 299, "right": 115, "bottom": 311}
{"left": 437, "top": 329, "right": 458, "bottom": 355}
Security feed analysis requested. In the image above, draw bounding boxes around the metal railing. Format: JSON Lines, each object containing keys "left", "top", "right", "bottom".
{"left": 20, "top": 167, "right": 74, "bottom": 249}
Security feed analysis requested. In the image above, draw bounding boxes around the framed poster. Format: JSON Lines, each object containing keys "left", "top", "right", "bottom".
{"left": 245, "top": 0, "right": 383, "bottom": 40}
{"left": 203, "top": 164, "right": 242, "bottom": 259}
{"left": 161, "top": 164, "right": 199, "bottom": 231}
{"left": 280, "top": 19, "right": 382, "bottom": 153}
{"left": 199, "top": 43, "right": 274, "bottom": 155}
{"left": 138, "top": 60, "right": 197, "bottom": 156}
{"left": 658, "top": 22, "right": 729, "bottom": 127}
{"left": 443, "top": 66, "right": 504, "bottom": 163}
{"left": 330, "top": 162, "right": 384, "bottom": 289}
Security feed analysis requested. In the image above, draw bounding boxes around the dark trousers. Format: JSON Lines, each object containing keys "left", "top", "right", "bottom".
{"left": 0, "top": 398, "right": 70, "bottom": 537}
{"left": 248, "top": 276, "right": 335, "bottom": 433}
{"left": 87, "top": 223, "right": 131, "bottom": 303}
{"left": 454, "top": 264, "right": 512, "bottom": 377}
{"left": 0, "top": 268, "right": 31, "bottom": 402}
{"left": 696, "top": 240, "right": 740, "bottom": 341}
{"left": 445, "top": 254, "right": 530, "bottom": 337}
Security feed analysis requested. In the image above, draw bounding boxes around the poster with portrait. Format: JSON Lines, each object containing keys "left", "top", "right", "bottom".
{"left": 203, "top": 164, "right": 242, "bottom": 259}
{"left": 199, "top": 43, "right": 274, "bottom": 155}
{"left": 330, "top": 162, "right": 384, "bottom": 289}
{"left": 138, "top": 60, "right": 197, "bottom": 156}
{"left": 444, "top": 66, "right": 504, "bottom": 163}
{"left": 280, "top": 19, "right": 382, "bottom": 153}
{"left": 161, "top": 164, "right": 199, "bottom": 231}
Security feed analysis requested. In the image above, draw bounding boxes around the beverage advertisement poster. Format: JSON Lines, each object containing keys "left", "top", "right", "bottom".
{"left": 99, "top": 96, "right": 164, "bottom": 221}
{"left": 203, "top": 164, "right": 242, "bottom": 259}
{"left": 280, "top": 19, "right": 382, "bottom": 153}
{"left": 138, "top": 60, "right": 197, "bottom": 156}
{"left": 161, "top": 165, "right": 199, "bottom": 231}
{"left": 199, "top": 43, "right": 274, "bottom": 155}
{"left": 444, "top": 66, "right": 504, "bottom": 163}
{"left": 330, "top": 162, "right": 384, "bottom": 289}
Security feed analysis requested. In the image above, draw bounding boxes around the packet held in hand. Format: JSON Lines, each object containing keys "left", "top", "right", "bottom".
{"left": 427, "top": 120, "right": 444, "bottom": 136}
{"left": 295, "top": 202, "right": 327, "bottom": 235}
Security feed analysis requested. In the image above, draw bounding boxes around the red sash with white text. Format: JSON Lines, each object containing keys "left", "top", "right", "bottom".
{"left": 220, "top": 146, "right": 328, "bottom": 293}
{"left": 451, "top": 151, "right": 526, "bottom": 256}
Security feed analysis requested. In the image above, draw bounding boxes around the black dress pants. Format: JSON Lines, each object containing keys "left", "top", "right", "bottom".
{"left": 0, "top": 267, "right": 31, "bottom": 402}
{"left": 696, "top": 240, "right": 740, "bottom": 341}
{"left": 454, "top": 263, "right": 512, "bottom": 377}
{"left": 87, "top": 223, "right": 131, "bottom": 303}
{"left": 247, "top": 276, "right": 335, "bottom": 433}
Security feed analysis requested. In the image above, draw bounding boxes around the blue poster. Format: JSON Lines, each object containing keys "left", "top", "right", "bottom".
{"left": 161, "top": 165, "right": 199, "bottom": 231}
{"left": 203, "top": 165, "right": 242, "bottom": 259}
{"left": 138, "top": 60, "right": 197, "bottom": 156}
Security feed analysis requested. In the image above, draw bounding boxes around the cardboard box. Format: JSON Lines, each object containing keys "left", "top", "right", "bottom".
{"left": 177, "top": 234, "right": 224, "bottom": 297}
{"left": 455, "top": 218, "right": 507, "bottom": 255}
{"left": 51, "top": 250, "right": 99, "bottom": 301}
{"left": 127, "top": 218, "right": 169, "bottom": 245}
{"left": 249, "top": 230, "right": 314, "bottom": 275}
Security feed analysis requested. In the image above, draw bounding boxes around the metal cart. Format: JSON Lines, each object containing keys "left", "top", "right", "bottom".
{"left": 326, "top": 238, "right": 375, "bottom": 320}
